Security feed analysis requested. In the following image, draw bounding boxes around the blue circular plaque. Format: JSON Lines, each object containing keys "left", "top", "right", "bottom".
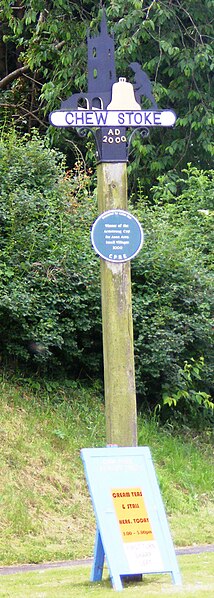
{"left": 91, "top": 210, "right": 143, "bottom": 262}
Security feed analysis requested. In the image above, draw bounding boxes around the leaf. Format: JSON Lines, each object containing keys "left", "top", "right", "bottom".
{"left": 163, "top": 396, "right": 177, "bottom": 407}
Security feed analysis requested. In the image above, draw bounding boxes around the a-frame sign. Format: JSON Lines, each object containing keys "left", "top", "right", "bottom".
{"left": 81, "top": 447, "right": 182, "bottom": 591}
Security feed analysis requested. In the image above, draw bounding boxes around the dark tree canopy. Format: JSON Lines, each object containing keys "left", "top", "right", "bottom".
{"left": 0, "top": 1, "right": 213, "bottom": 186}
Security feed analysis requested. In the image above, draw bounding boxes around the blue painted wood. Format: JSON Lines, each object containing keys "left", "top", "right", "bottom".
{"left": 90, "top": 528, "right": 104, "bottom": 582}
{"left": 81, "top": 446, "right": 182, "bottom": 591}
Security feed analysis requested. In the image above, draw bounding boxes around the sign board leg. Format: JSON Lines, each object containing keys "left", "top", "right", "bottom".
{"left": 90, "top": 527, "right": 105, "bottom": 581}
{"left": 111, "top": 574, "right": 124, "bottom": 592}
{"left": 171, "top": 569, "right": 182, "bottom": 585}
{"left": 91, "top": 526, "right": 124, "bottom": 591}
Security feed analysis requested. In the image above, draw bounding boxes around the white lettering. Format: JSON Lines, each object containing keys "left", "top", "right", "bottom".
{"left": 108, "top": 253, "right": 127, "bottom": 260}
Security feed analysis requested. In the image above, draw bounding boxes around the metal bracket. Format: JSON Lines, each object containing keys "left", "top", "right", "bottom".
{"left": 78, "top": 126, "right": 150, "bottom": 163}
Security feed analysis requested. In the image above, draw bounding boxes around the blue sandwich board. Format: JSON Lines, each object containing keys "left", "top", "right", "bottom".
{"left": 81, "top": 446, "right": 182, "bottom": 591}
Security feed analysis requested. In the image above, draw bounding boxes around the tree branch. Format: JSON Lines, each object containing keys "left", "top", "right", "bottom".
{"left": 22, "top": 72, "right": 43, "bottom": 86}
{"left": 145, "top": 0, "right": 157, "bottom": 19}
{"left": 54, "top": 40, "right": 66, "bottom": 51}
{"left": 0, "top": 65, "right": 29, "bottom": 89}
{"left": 175, "top": 0, "right": 204, "bottom": 45}
{"left": 0, "top": 40, "right": 65, "bottom": 90}
{"left": 0, "top": 102, "right": 48, "bottom": 128}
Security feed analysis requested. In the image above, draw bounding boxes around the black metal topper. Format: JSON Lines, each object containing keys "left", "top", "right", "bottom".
{"left": 49, "top": 10, "right": 176, "bottom": 162}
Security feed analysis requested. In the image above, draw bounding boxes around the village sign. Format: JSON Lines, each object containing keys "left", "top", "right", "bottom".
{"left": 49, "top": 10, "right": 176, "bottom": 162}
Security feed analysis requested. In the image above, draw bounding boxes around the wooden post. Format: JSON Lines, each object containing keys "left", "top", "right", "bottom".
{"left": 97, "top": 162, "right": 137, "bottom": 447}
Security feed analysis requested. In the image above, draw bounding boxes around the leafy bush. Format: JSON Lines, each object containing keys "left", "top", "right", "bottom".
{"left": 0, "top": 130, "right": 101, "bottom": 373}
{"left": 0, "top": 132, "right": 213, "bottom": 425}
{"left": 157, "top": 357, "right": 213, "bottom": 427}
{"left": 132, "top": 165, "right": 214, "bottom": 414}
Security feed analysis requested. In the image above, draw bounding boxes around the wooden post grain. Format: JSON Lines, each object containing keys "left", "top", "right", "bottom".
{"left": 97, "top": 162, "right": 137, "bottom": 446}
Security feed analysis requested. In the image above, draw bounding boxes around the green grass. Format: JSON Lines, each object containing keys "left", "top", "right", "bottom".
{"left": 0, "top": 554, "right": 214, "bottom": 597}
{"left": 0, "top": 373, "right": 213, "bottom": 566}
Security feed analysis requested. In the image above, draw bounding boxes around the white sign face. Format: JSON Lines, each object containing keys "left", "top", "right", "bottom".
{"left": 124, "top": 541, "right": 164, "bottom": 573}
{"left": 49, "top": 109, "right": 176, "bottom": 128}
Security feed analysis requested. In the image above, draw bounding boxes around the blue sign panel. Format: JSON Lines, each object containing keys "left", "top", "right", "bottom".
{"left": 81, "top": 447, "right": 182, "bottom": 592}
{"left": 91, "top": 210, "right": 143, "bottom": 262}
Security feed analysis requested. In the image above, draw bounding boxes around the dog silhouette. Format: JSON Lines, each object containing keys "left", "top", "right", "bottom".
{"left": 130, "top": 62, "right": 157, "bottom": 108}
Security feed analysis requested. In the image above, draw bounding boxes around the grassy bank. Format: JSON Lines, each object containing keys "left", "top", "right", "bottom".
{"left": 0, "top": 373, "right": 213, "bottom": 566}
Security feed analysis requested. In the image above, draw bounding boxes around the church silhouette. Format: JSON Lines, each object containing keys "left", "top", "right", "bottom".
{"left": 61, "top": 11, "right": 116, "bottom": 110}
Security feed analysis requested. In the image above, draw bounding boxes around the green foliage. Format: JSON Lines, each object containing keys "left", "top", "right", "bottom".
{"left": 158, "top": 357, "right": 214, "bottom": 424}
{"left": 0, "top": 1, "right": 213, "bottom": 186}
{"left": 0, "top": 133, "right": 213, "bottom": 426}
{"left": 131, "top": 165, "right": 214, "bottom": 417}
{"left": 0, "top": 130, "right": 101, "bottom": 372}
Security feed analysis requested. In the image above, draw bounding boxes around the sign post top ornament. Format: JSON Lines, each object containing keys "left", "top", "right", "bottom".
{"left": 49, "top": 9, "right": 176, "bottom": 162}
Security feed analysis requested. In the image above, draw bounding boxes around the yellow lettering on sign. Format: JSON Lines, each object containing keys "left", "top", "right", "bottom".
{"left": 111, "top": 487, "right": 154, "bottom": 543}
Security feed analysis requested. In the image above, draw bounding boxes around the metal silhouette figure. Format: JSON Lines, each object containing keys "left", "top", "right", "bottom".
{"left": 130, "top": 62, "right": 157, "bottom": 109}
{"left": 61, "top": 10, "right": 116, "bottom": 111}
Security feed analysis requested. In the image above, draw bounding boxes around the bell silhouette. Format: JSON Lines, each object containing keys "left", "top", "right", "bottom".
{"left": 107, "top": 77, "right": 141, "bottom": 110}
